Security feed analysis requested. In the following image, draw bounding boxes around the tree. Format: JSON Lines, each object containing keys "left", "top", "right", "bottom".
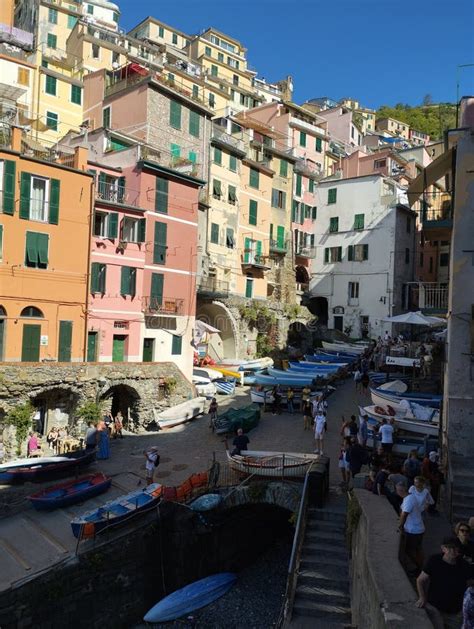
{"left": 5, "top": 402, "right": 34, "bottom": 456}
{"left": 422, "top": 94, "right": 433, "bottom": 106}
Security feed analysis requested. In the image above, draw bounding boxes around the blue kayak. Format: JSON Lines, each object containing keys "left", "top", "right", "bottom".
{"left": 290, "top": 361, "right": 348, "bottom": 370}
{"left": 144, "top": 572, "right": 237, "bottom": 623}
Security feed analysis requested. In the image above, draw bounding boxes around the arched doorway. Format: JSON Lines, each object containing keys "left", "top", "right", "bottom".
{"left": 100, "top": 384, "right": 140, "bottom": 431}
{"left": 295, "top": 265, "right": 310, "bottom": 289}
{"left": 20, "top": 306, "right": 44, "bottom": 362}
{"left": 196, "top": 302, "right": 237, "bottom": 360}
{"left": 304, "top": 296, "right": 328, "bottom": 326}
{"left": 31, "top": 387, "right": 79, "bottom": 435}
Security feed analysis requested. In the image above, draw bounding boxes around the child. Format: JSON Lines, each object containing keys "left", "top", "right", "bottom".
{"left": 286, "top": 387, "right": 295, "bottom": 414}
{"left": 208, "top": 398, "right": 218, "bottom": 430}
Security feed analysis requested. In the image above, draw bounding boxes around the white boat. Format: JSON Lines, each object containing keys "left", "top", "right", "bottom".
{"left": 220, "top": 357, "right": 274, "bottom": 371}
{"left": 370, "top": 388, "right": 441, "bottom": 412}
{"left": 377, "top": 380, "right": 408, "bottom": 394}
{"left": 361, "top": 405, "right": 439, "bottom": 437}
{"left": 154, "top": 397, "right": 207, "bottom": 429}
{"left": 193, "top": 367, "right": 223, "bottom": 381}
{"left": 195, "top": 382, "right": 216, "bottom": 398}
{"left": 321, "top": 341, "right": 366, "bottom": 355}
{"left": 192, "top": 374, "right": 211, "bottom": 385}
{"left": 250, "top": 389, "right": 324, "bottom": 405}
{"left": 226, "top": 449, "right": 320, "bottom": 478}
{"left": 0, "top": 455, "right": 71, "bottom": 470}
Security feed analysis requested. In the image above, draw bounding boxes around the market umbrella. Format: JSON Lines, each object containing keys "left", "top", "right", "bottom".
{"left": 382, "top": 311, "right": 445, "bottom": 326}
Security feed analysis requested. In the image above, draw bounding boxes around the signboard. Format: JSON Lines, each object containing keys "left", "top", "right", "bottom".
{"left": 333, "top": 306, "right": 345, "bottom": 314}
{"left": 197, "top": 344, "right": 208, "bottom": 358}
{"left": 386, "top": 356, "right": 420, "bottom": 367}
{"left": 40, "top": 335, "right": 48, "bottom": 346}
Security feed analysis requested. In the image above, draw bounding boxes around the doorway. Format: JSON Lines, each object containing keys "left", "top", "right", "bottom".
{"left": 334, "top": 316, "right": 343, "bottom": 332}
{"left": 112, "top": 335, "right": 127, "bottom": 362}
{"left": 22, "top": 324, "right": 41, "bottom": 361}
{"left": 143, "top": 338, "right": 154, "bottom": 362}
{"left": 87, "top": 331, "right": 98, "bottom": 362}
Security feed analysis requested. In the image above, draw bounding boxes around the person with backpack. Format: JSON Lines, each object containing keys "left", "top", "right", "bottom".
{"left": 144, "top": 446, "right": 160, "bottom": 485}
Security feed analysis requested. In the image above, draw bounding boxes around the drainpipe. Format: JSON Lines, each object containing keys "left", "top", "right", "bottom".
{"left": 83, "top": 175, "right": 94, "bottom": 362}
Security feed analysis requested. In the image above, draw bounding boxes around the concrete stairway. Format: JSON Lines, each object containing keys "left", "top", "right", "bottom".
{"left": 290, "top": 496, "right": 352, "bottom": 628}
{"left": 450, "top": 456, "right": 474, "bottom": 522}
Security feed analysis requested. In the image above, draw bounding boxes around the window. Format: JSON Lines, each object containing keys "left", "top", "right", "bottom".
{"left": 168, "top": 72, "right": 175, "bottom": 83}
{"left": 348, "top": 244, "right": 369, "bottom": 261}
{"left": 91, "top": 263, "right": 106, "bottom": 294}
{"left": 170, "top": 143, "right": 180, "bottom": 161}
{"left": 226, "top": 227, "right": 235, "bottom": 248}
{"left": 228, "top": 56, "right": 239, "bottom": 68}
{"left": 46, "top": 111, "right": 58, "bottom": 131}
{"left": 374, "top": 159, "right": 386, "bottom": 169}
{"left": 122, "top": 217, "right": 146, "bottom": 243}
{"left": 249, "top": 200, "right": 258, "bottom": 226}
{"left": 67, "top": 15, "right": 77, "bottom": 29}
{"left": 45, "top": 75, "right": 56, "bottom": 96}
{"left": 102, "top": 106, "right": 111, "bottom": 128}
{"left": 171, "top": 334, "right": 182, "bottom": 355}
{"left": 189, "top": 110, "right": 200, "bottom": 137}
{"left": 329, "top": 217, "right": 339, "bottom": 233}
{"left": 153, "top": 221, "right": 167, "bottom": 265}
{"left": 271, "top": 188, "right": 286, "bottom": 209}
{"left": 17, "top": 67, "right": 29, "bottom": 86}
{"left": 299, "top": 131, "right": 307, "bottom": 147}
{"left": 20, "top": 306, "right": 44, "bottom": 318}
{"left": 419, "top": 252, "right": 424, "bottom": 267}
{"left": 92, "top": 43, "right": 100, "bottom": 59}
{"left": 229, "top": 155, "right": 237, "bottom": 172}
{"left": 406, "top": 215, "right": 411, "bottom": 233}
{"left": 217, "top": 52, "right": 224, "bottom": 62}
{"left": 150, "top": 273, "right": 164, "bottom": 308}
{"left": 192, "top": 84, "right": 199, "bottom": 99}
{"left": 328, "top": 188, "right": 337, "bottom": 204}
{"left": 210, "top": 222, "right": 219, "bottom": 244}
{"left": 315, "top": 137, "right": 322, "bottom": 152}
{"left": 71, "top": 85, "right": 82, "bottom": 105}
{"left": 120, "top": 266, "right": 137, "bottom": 296}
{"left": 0, "top": 224, "right": 3, "bottom": 260}
{"left": 308, "top": 179, "right": 315, "bottom": 194}
{"left": 244, "top": 238, "right": 261, "bottom": 264}
{"left": 188, "top": 151, "right": 197, "bottom": 164}
{"left": 354, "top": 214, "right": 365, "bottom": 230}
{"left": 112, "top": 51, "right": 119, "bottom": 64}
{"left": 324, "top": 246, "right": 342, "bottom": 263}
{"left": 155, "top": 177, "right": 168, "bottom": 213}
{"left": 228, "top": 185, "right": 237, "bottom": 205}
{"left": 87, "top": 3, "right": 94, "bottom": 14}
{"left": 233, "top": 74, "right": 239, "bottom": 86}
{"left": 211, "top": 65, "right": 218, "bottom": 77}
{"left": 249, "top": 168, "right": 259, "bottom": 189}
{"left": 439, "top": 253, "right": 449, "bottom": 267}
{"left": 205, "top": 45, "right": 211, "bottom": 56}
{"left": 405, "top": 248, "right": 410, "bottom": 264}
{"left": 48, "top": 8, "right": 58, "bottom": 23}
{"left": 112, "top": 11, "right": 119, "bottom": 22}
{"left": 280, "top": 160, "right": 288, "bottom": 178}
{"left": 25, "top": 231, "right": 49, "bottom": 268}
{"left": 208, "top": 93, "right": 216, "bottom": 108}
{"left": 383, "top": 181, "right": 395, "bottom": 196}
{"left": 158, "top": 26, "right": 164, "bottom": 38}
{"left": 93, "top": 211, "right": 118, "bottom": 238}
{"left": 212, "top": 179, "right": 222, "bottom": 199}
{"left": 172, "top": 33, "right": 178, "bottom": 45}
{"left": 349, "top": 282, "right": 359, "bottom": 299}
{"left": 214, "top": 147, "right": 222, "bottom": 165}
{"left": 245, "top": 276, "right": 253, "bottom": 298}
{"left": 169, "top": 100, "right": 181, "bottom": 129}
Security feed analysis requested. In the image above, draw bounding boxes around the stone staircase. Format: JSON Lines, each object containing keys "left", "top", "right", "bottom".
{"left": 289, "top": 497, "right": 352, "bottom": 628}
{"left": 450, "top": 456, "right": 474, "bottom": 522}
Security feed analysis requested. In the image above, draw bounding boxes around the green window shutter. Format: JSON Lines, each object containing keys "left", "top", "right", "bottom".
{"left": 244, "top": 237, "right": 251, "bottom": 263}
{"left": 46, "top": 111, "right": 58, "bottom": 131}
{"left": 311, "top": 206, "right": 317, "bottom": 220}
{"left": 49, "top": 8, "right": 58, "bottom": 23}
{"left": 117, "top": 176, "right": 125, "bottom": 203}
{"left": 169, "top": 100, "right": 181, "bottom": 129}
{"left": 214, "top": 147, "right": 222, "bottom": 165}
{"left": 188, "top": 151, "right": 197, "bottom": 163}
{"left": 249, "top": 168, "right": 259, "bottom": 189}
{"left": 295, "top": 174, "right": 302, "bottom": 196}
{"left": 277, "top": 226, "right": 285, "bottom": 249}
{"left": 171, "top": 335, "right": 182, "bottom": 355}
{"left": 68, "top": 14, "right": 78, "bottom": 29}
{"left": 45, "top": 75, "right": 56, "bottom": 95}
{"left": 91, "top": 262, "right": 100, "bottom": 293}
{"left": 153, "top": 221, "right": 167, "bottom": 265}
{"left": 47, "top": 33, "right": 57, "bottom": 49}
{"left": 170, "top": 143, "right": 180, "bottom": 161}
{"left": 229, "top": 155, "right": 237, "bottom": 172}
{"left": 329, "top": 217, "right": 339, "bottom": 232}
{"left": 103, "top": 107, "right": 111, "bottom": 128}
{"left": 189, "top": 111, "right": 200, "bottom": 137}
{"left": 328, "top": 188, "right": 337, "bottom": 204}
{"left": 58, "top": 321, "right": 72, "bottom": 362}
{"left": 271, "top": 188, "right": 278, "bottom": 208}
{"left": 292, "top": 200, "right": 298, "bottom": 222}
{"left": 249, "top": 200, "right": 258, "bottom": 226}
{"left": 337, "top": 247, "right": 342, "bottom": 261}
{"left": 71, "top": 85, "right": 82, "bottom": 105}
{"left": 245, "top": 277, "right": 253, "bottom": 298}
{"left": 49, "top": 178, "right": 60, "bottom": 225}
{"left": 138, "top": 218, "right": 146, "bottom": 243}
{"left": 212, "top": 179, "right": 222, "bottom": 198}
{"left": 100, "top": 265, "right": 106, "bottom": 293}
{"left": 354, "top": 213, "right": 365, "bottom": 229}
{"left": 98, "top": 172, "right": 107, "bottom": 197}
{"left": 363, "top": 244, "right": 369, "bottom": 260}
{"left": 315, "top": 137, "right": 322, "bottom": 152}
{"left": 107, "top": 212, "right": 118, "bottom": 238}
{"left": 150, "top": 273, "right": 164, "bottom": 307}
{"left": 300, "top": 131, "right": 306, "bottom": 147}
{"left": 192, "top": 84, "right": 199, "bottom": 98}
{"left": 256, "top": 240, "right": 262, "bottom": 259}
{"left": 120, "top": 266, "right": 130, "bottom": 295}
{"left": 19, "top": 172, "right": 31, "bottom": 219}
{"left": 279, "top": 159, "right": 288, "bottom": 177}
{"left": 0, "top": 225, "right": 3, "bottom": 259}
{"left": 309, "top": 179, "right": 314, "bottom": 193}
{"left": 228, "top": 184, "right": 236, "bottom": 204}
{"left": 155, "top": 177, "right": 168, "bottom": 213}
{"left": 269, "top": 223, "right": 274, "bottom": 241}
{"left": 211, "top": 65, "right": 218, "bottom": 77}
{"left": 25, "top": 232, "right": 38, "bottom": 266}
{"left": 37, "top": 233, "right": 49, "bottom": 266}
{"left": 347, "top": 245, "right": 354, "bottom": 261}
{"left": 210, "top": 223, "right": 219, "bottom": 244}
{"left": 282, "top": 191, "right": 287, "bottom": 209}
{"left": 324, "top": 248, "right": 329, "bottom": 263}
{"left": 3, "top": 160, "right": 16, "bottom": 215}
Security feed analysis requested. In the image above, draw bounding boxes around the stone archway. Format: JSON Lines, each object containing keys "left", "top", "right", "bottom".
{"left": 30, "top": 386, "right": 81, "bottom": 435}
{"left": 100, "top": 384, "right": 140, "bottom": 431}
{"left": 196, "top": 301, "right": 238, "bottom": 360}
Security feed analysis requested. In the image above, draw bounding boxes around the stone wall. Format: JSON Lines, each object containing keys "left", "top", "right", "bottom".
{"left": 350, "top": 489, "right": 432, "bottom": 629}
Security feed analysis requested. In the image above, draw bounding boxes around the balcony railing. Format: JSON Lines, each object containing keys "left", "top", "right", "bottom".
{"left": 142, "top": 297, "right": 184, "bottom": 315}
{"left": 407, "top": 282, "right": 448, "bottom": 313}
{"left": 295, "top": 246, "right": 317, "bottom": 259}
{"left": 0, "top": 23, "right": 33, "bottom": 49}
{"left": 241, "top": 254, "right": 270, "bottom": 270}
{"left": 269, "top": 239, "right": 288, "bottom": 254}
{"left": 211, "top": 126, "right": 245, "bottom": 153}
{"left": 197, "top": 276, "right": 230, "bottom": 296}
{"left": 421, "top": 203, "right": 452, "bottom": 226}
{"left": 294, "top": 158, "right": 323, "bottom": 179}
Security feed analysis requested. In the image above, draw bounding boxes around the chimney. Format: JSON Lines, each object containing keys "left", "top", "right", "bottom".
{"left": 11, "top": 126, "right": 22, "bottom": 152}
{"left": 74, "top": 145, "right": 88, "bottom": 170}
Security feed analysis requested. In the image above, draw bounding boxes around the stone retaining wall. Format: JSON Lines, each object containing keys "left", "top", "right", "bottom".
{"left": 350, "top": 489, "right": 432, "bottom": 629}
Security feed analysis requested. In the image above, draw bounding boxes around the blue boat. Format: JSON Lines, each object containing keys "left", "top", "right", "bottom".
{"left": 306, "top": 352, "right": 358, "bottom": 363}
{"left": 371, "top": 387, "right": 442, "bottom": 409}
{"left": 254, "top": 372, "right": 317, "bottom": 387}
{"left": 28, "top": 472, "right": 111, "bottom": 510}
{"left": 289, "top": 360, "right": 348, "bottom": 370}
{"left": 189, "top": 493, "right": 222, "bottom": 512}
{"left": 144, "top": 573, "right": 237, "bottom": 623}
{"left": 0, "top": 449, "right": 96, "bottom": 484}
{"left": 70, "top": 483, "right": 162, "bottom": 538}
{"left": 288, "top": 363, "right": 342, "bottom": 373}
{"left": 215, "top": 378, "right": 236, "bottom": 395}
{"left": 267, "top": 367, "right": 332, "bottom": 380}
{"left": 367, "top": 430, "right": 438, "bottom": 457}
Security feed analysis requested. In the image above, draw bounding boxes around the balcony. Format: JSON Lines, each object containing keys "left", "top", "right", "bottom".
{"left": 0, "top": 23, "right": 33, "bottom": 50}
{"left": 211, "top": 126, "right": 245, "bottom": 155}
{"left": 421, "top": 200, "right": 453, "bottom": 238}
{"left": 289, "top": 115, "right": 326, "bottom": 137}
{"left": 197, "top": 276, "right": 230, "bottom": 298}
{"left": 295, "top": 246, "right": 317, "bottom": 259}
{"left": 95, "top": 183, "right": 141, "bottom": 208}
{"left": 241, "top": 254, "right": 270, "bottom": 271}
{"left": 142, "top": 297, "right": 184, "bottom": 315}
{"left": 294, "top": 158, "right": 323, "bottom": 179}
{"left": 407, "top": 282, "right": 448, "bottom": 314}
{"left": 269, "top": 239, "right": 288, "bottom": 255}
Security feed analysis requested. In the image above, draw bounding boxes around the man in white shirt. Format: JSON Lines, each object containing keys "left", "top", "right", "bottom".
{"left": 314, "top": 412, "right": 327, "bottom": 455}
{"left": 399, "top": 483, "right": 425, "bottom": 571}
{"left": 378, "top": 418, "right": 394, "bottom": 452}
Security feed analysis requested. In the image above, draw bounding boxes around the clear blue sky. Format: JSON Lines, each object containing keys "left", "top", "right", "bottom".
{"left": 119, "top": 0, "right": 474, "bottom": 109}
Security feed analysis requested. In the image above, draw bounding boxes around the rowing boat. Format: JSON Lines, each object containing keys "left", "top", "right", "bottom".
{"left": 362, "top": 405, "right": 439, "bottom": 437}
{"left": 226, "top": 448, "right": 319, "bottom": 478}
{"left": 0, "top": 450, "right": 96, "bottom": 484}
{"left": 28, "top": 472, "right": 112, "bottom": 510}
{"left": 155, "top": 397, "right": 207, "bottom": 429}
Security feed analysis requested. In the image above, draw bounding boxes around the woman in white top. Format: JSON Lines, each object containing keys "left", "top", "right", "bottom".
{"left": 408, "top": 476, "right": 435, "bottom": 512}
{"left": 314, "top": 412, "right": 327, "bottom": 455}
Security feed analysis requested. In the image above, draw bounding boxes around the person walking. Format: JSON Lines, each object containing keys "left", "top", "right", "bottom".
{"left": 403, "top": 450, "right": 421, "bottom": 487}
{"left": 231, "top": 428, "right": 249, "bottom": 455}
{"left": 313, "top": 411, "right": 327, "bottom": 455}
{"left": 378, "top": 418, "right": 394, "bottom": 453}
{"left": 144, "top": 447, "right": 159, "bottom": 485}
{"left": 113, "top": 412, "right": 123, "bottom": 439}
{"left": 208, "top": 398, "right": 218, "bottom": 430}
{"left": 286, "top": 387, "right": 295, "bottom": 414}
{"left": 398, "top": 483, "right": 426, "bottom": 572}
{"left": 408, "top": 476, "right": 435, "bottom": 513}
{"left": 302, "top": 399, "right": 313, "bottom": 431}
{"left": 96, "top": 420, "right": 110, "bottom": 460}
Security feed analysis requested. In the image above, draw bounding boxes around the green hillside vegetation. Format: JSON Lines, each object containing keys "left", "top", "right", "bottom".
{"left": 376, "top": 102, "right": 457, "bottom": 140}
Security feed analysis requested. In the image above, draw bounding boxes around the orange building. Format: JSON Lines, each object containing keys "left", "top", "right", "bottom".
{"left": 0, "top": 126, "right": 92, "bottom": 362}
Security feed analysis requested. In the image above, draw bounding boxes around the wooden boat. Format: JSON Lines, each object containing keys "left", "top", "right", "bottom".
{"left": 144, "top": 573, "right": 237, "bottom": 623}
{"left": 220, "top": 357, "right": 274, "bottom": 371}
{"left": 366, "top": 431, "right": 438, "bottom": 457}
{"left": 226, "top": 449, "right": 320, "bottom": 478}
{"left": 289, "top": 360, "right": 348, "bottom": 369}
{"left": 0, "top": 450, "right": 96, "bottom": 484}
{"left": 28, "top": 472, "right": 112, "bottom": 510}
{"left": 254, "top": 372, "right": 319, "bottom": 387}
{"left": 322, "top": 341, "right": 366, "bottom": 355}
{"left": 193, "top": 367, "right": 223, "bottom": 381}
{"left": 287, "top": 363, "right": 343, "bottom": 373}
{"left": 213, "top": 404, "right": 260, "bottom": 435}
{"left": 370, "top": 387, "right": 442, "bottom": 410}
{"left": 362, "top": 405, "right": 439, "bottom": 437}
{"left": 194, "top": 382, "right": 217, "bottom": 399}
{"left": 71, "top": 483, "right": 163, "bottom": 539}
{"left": 155, "top": 397, "right": 207, "bottom": 429}
{"left": 215, "top": 378, "right": 236, "bottom": 395}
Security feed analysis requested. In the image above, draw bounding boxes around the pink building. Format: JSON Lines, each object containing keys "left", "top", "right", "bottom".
{"left": 317, "top": 105, "right": 363, "bottom": 151}
{"left": 340, "top": 148, "right": 417, "bottom": 181}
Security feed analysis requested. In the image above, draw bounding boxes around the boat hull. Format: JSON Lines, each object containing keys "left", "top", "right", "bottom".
{"left": 363, "top": 406, "right": 439, "bottom": 437}
{"left": 290, "top": 361, "right": 347, "bottom": 369}
{"left": 156, "top": 397, "right": 207, "bottom": 429}
{"left": 215, "top": 379, "right": 236, "bottom": 395}
{"left": 370, "top": 388, "right": 441, "bottom": 411}
{"left": 254, "top": 372, "right": 320, "bottom": 387}
{"left": 0, "top": 450, "right": 96, "bottom": 484}
{"left": 367, "top": 432, "right": 438, "bottom": 457}
{"left": 28, "top": 473, "right": 112, "bottom": 510}
{"left": 322, "top": 341, "right": 365, "bottom": 355}
{"left": 226, "top": 449, "right": 319, "bottom": 478}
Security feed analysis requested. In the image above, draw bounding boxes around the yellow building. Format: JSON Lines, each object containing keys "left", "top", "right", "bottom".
{"left": 376, "top": 116, "right": 411, "bottom": 140}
